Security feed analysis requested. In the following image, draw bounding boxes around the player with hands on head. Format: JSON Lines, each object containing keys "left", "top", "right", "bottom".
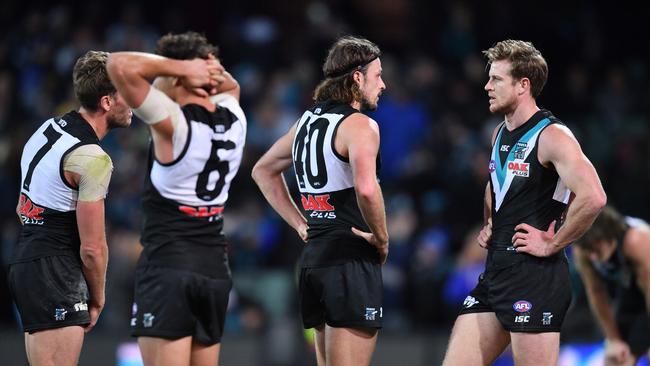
{"left": 107, "top": 31, "right": 245, "bottom": 366}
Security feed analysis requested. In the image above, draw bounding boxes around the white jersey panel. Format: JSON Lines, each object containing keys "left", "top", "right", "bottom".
{"left": 150, "top": 100, "right": 247, "bottom": 207}
{"left": 292, "top": 110, "right": 354, "bottom": 194}
{"left": 20, "top": 119, "right": 82, "bottom": 212}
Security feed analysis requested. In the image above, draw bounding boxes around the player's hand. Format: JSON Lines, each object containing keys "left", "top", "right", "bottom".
{"left": 351, "top": 227, "right": 389, "bottom": 265}
{"left": 181, "top": 58, "right": 224, "bottom": 93}
{"left": 477, "top": 217, "right": 492, "bottom": 249}
{"left": 511, "top": 220, "right": 558, "bottom": 257}
{"left": 84, "top": 298, "right": 105, "bottom": 333}
{"left": 604, "top": 338, "right": 632, "bottom": 366}
{"left": 297, "top": 223, "right": 308, "bottom": 243}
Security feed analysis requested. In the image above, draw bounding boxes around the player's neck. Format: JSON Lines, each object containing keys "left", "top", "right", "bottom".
{"left": 504, "top": 100, "right": 539, "bottom": 131}
{"left": 177, "top": 94, "right": 216, "bottom": 112}
{"left": 350, "top": 100, "right": 361, "bottom": 111}
{"left": 78, "top": 107, "right": 109, "bottom": 140}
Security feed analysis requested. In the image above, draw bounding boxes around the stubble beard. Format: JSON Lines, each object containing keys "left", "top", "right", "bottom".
{"left": 360, "top": 95, "right": 378, "bottom": 112}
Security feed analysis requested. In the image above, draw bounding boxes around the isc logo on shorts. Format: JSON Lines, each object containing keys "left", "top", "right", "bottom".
{"left": 73, "top": 301, "right": 88, "bottom": 311}
{"left": 514, "top": 315, "right": 530, "bottom": 323}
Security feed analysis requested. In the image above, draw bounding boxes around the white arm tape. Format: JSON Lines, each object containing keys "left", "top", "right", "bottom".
{"left": 133, "top": 87, "right": 174, "bottom": 125}
{"left": 64, "top": 144, "right": 113, "bottom": 201}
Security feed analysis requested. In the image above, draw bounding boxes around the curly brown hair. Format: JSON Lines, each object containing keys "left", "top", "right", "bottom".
{"left": 73, "top": 51, "right": 116, "bottom": 111}
{"left": 313, "top": 36, "right": 381, "bottom": 104}
{"left": 482, "top": 39, "right": 548, "bottom": 98}
{"left": 155, "top": 31, "right": 219, "bottom": 60}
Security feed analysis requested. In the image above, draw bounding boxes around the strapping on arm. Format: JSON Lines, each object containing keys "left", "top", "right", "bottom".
{"left": 64, "top": 145, "right": 113, "bottom": 202}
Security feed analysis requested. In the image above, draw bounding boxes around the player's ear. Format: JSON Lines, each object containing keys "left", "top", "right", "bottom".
{"left": 99, "top": 95, "right": 112, "bottom": 112}
{"left": 518, "top": 77, "right": 530, "bottom": 96}
{"left": 352, "top": 70, "right": 363, "bottom": 85}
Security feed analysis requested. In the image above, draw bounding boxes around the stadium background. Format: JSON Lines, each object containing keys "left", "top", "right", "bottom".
{"left": 0, "top": 1, "right": 648, "bottom": 365}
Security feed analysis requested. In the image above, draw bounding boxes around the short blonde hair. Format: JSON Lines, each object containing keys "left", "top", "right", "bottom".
{"left": 483, "top": 40, "right": 548, "bottom": 98}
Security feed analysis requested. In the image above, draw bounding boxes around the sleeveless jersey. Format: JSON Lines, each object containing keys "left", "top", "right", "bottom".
{"left": 292, "top": 101, "right": 378, "bottom": 266}
{"left": 140, "top": 96, "right": 246, "bottom": 267}
{"left": 489, "top": 109, "right": 571, "bottom": 250}
{"left": 12, "top": 111, "right": 102, "bottom": 263}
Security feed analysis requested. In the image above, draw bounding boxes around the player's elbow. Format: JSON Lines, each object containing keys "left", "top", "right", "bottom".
{"left": 106, "top": 54, "right": 133, "bottom": 82}
{"left": 589, "top": 189, "right": 607, "bottom": 214}
{"left": 355, "top": 180, "right": 378, "bottom": 201}
{"left": 251, "top": 160, "right": 268, "bottom": 186}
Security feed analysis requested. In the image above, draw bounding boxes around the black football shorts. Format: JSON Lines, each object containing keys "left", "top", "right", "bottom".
{"left": 130, "top": 263, "right": 232, "bottom": 345}
{"left": 458, "top": 250, "right": 572, "bottom": 332}
{"left": 299, "top": 258, "right": 383, "bottom": 329}
{"left": 8, "top": 255, "right": 90, "bottom": 333}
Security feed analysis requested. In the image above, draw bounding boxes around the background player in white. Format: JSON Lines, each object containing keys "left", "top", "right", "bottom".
{"left": 108, "top": 32, "right": 243, "bottom": 366}
{"left": 9, "top": 50, "right": 132, "bottom": 366}
{"left": 252, "top": 36, "right": 388, "bottom": 366}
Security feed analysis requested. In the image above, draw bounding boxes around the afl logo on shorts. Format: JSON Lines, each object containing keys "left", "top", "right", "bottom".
{"left": 513, "top": 300, "right": 532, "bottom": 313}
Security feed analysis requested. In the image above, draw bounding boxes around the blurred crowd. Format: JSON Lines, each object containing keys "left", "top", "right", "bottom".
{"left": 0, "top": 0, "right": 648, "bottom": 362}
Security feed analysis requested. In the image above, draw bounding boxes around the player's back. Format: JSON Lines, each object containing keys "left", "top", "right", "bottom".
{"left": 140, "top": 94, "right": 246, "bottom": 254}
{"left": 291, "top": 101, "right": 378, "bottom": 267}
{"left": 13, "top": 111, "right": 102, "bottom": 263}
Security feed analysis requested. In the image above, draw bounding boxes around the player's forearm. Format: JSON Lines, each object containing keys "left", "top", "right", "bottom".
{"left": 109, "top": 52, "right": 189, "bottom": 82}
{"left": 80, "top": 241, "right": 108, "bottom": 306}
{"left": 253, "top": 170, "right": 306, "bottom": 232}
{"left": 356, "top": 180, "right": 388, "bottom": 244}
{"left": 552, "top": 191, "right": 606, "bottom": 250}
{"left": 216, "top": 71, "right": 239, "bottom": 96}
{"left": 586, "top": 287, "right": 622, "bottom": 340}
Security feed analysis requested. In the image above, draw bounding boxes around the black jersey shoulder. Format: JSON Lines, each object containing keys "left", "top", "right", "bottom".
{"left": 58, "top": 110, "right": 100, "bottom": 144}
{"left": 182, "top": 103, "right": 239, "bottom": 133}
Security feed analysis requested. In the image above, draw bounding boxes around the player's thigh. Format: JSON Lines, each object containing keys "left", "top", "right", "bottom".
{"left": 25, "top": 326, "right": 85, "bottom": 366}
{"left": 138, "top": 336, "right": 192, "bottom": 366}
{"left": 325, "top": 325, "right": 377, "bottom": 366}
{"left": 313, "top": 324, "right": 326, "bottom": 366}
{"left": 443, "top": 312, "right": 510, "bottom": 366}
{"left": 189, "top": 342, "right": 220, "bottom": 366}
{"left": 510, "top": 332, "right": 559, "bottom": 366}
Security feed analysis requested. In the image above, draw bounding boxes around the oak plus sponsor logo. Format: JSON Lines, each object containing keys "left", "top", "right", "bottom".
{"left": 301, "top": 194, "right": 336, "bottom": 219}
{"left": 178, "top": 205, "right": 224, "bottom": 222}
{"left": 18, "top": 194, "right": 45, "bottom": 225}
{"left": 507, "top": 161, "right": 529, "bottom": 177}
